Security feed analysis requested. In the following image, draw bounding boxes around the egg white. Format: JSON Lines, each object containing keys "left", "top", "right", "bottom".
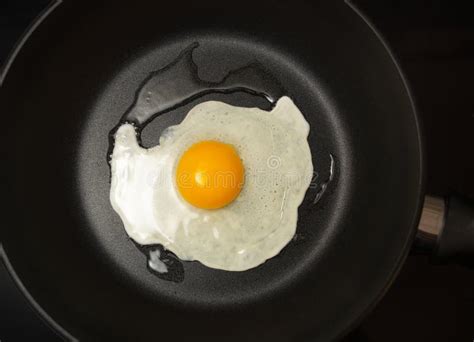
{"left": 110, "top": 96, "right": 313, "bottom": 271}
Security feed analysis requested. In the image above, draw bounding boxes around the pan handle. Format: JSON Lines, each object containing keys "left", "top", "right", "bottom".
{"left": 415, "top": 195, "right": 474, "bottom": 268}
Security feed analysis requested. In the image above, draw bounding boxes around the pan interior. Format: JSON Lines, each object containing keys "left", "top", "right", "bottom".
{"left": 78, "top": 35, "right": 346, "bottom": 306}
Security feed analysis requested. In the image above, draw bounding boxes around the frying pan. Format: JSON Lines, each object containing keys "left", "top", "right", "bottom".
{"left": 1, "top": 0, "right": 473, "bottom": 341}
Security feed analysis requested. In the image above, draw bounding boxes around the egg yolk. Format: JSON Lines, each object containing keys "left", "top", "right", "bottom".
{"left": 176, "top": 141, "right": 244, "bottom": 209}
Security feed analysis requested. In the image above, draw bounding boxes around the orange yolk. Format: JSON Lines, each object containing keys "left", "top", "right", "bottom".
{"left": 176, "top": 140, "right": 244, "bottom": 209}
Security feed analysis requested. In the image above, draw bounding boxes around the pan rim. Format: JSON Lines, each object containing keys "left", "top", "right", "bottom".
{"left": 334, "top": 0, "right": 426, "bottom": 340}
{"left": 0, "top": 0, "right": 75, "bottom": 339}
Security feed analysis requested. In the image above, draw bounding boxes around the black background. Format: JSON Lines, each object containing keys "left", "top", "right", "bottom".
{"left": 0, "top": 1, "right": 473, "bottom": 341}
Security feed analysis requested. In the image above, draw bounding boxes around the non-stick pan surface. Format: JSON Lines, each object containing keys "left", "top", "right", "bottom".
{"left": 1, "top": 0, "right": 423, "bottom": 341}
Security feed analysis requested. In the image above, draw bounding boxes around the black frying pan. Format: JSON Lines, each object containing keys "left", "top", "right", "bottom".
{"left": 1, "top": 1, "right": 473, "bottom": 341}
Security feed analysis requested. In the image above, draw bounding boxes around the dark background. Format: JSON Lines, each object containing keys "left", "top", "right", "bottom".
{"left": 0, "top": 1, "right": 473, "bottom": 341}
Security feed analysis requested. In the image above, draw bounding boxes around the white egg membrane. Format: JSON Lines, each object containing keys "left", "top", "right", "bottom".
{"left": 110, "top": 96, "right": 313, "bottom": 271}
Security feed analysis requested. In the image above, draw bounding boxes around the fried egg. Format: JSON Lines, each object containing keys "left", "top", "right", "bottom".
{"left": 110, "top": 96, "right": 313, "bottom": 271}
